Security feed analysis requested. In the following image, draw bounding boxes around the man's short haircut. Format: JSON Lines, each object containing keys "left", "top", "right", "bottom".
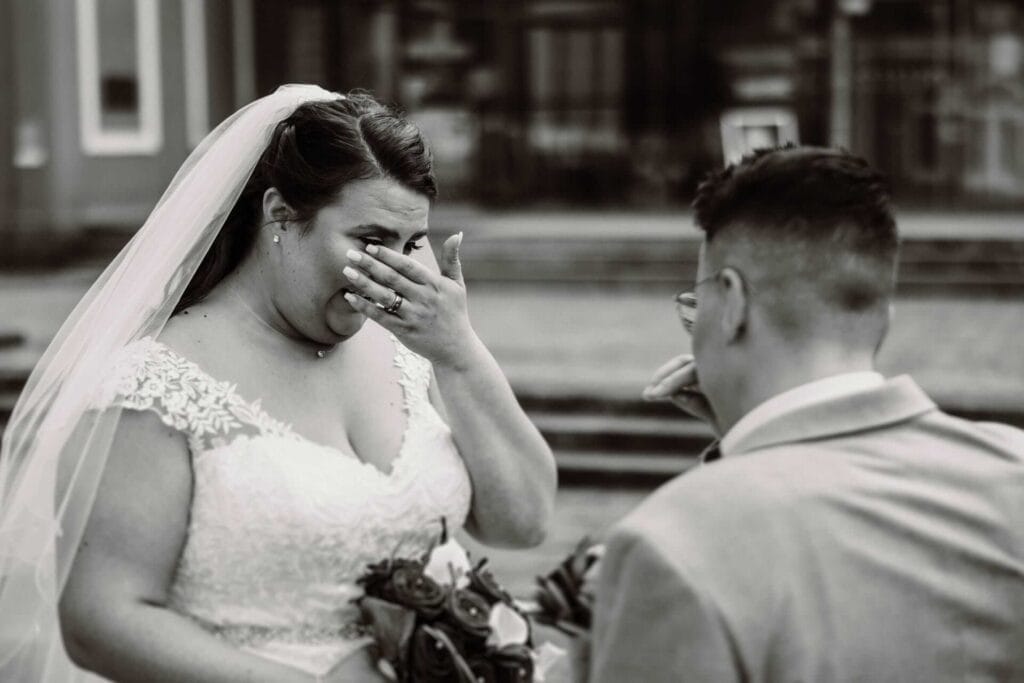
{"left": 692, "top": 145, "right": 899, "bottom": 317}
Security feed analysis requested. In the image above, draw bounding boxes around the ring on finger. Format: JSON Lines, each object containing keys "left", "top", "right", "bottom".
{"left": 382, "top": 290, "right": 404, "bottom": 315}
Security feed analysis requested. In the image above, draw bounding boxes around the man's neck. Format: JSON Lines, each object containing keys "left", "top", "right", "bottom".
{"left": 718, "top": 347, "right": 877, "bottom": 435}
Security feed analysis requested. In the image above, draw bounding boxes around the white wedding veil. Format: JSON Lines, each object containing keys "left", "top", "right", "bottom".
{"left": 0, "top": 84, "right": 342, "bottom": 681}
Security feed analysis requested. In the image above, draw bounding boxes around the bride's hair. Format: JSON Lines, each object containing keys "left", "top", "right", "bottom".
{"left": 175, "top": 90, "right": 436, "bottom": 313}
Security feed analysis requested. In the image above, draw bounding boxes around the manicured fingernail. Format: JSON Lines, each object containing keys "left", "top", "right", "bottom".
{"left": 456, "top": 231, "right": 464, "bottom": 248}
{"left": 346, "top": 249, "right": 362, "bottom": 263}
{"left": 343, "top": 266, "right": 360, "bottom": 281}
{"left": 344, "top": 293, "right": 357, "bottom": 303}
{"left": 366, "top": 244, "right": 379, "bottom": 255}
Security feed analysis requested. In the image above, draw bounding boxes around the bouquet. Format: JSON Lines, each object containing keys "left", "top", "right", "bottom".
{"left": 356, "top": 521, "right": 563, "bottom": 682}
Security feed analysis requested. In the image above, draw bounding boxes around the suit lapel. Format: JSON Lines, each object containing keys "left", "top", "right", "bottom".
{"left": 727, "top": 375, "right": 937, "bottom": 455}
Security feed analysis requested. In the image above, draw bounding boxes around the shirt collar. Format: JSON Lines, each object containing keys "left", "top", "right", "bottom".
{"left": 721, "top": 371, "right": 886, "bottom": 457}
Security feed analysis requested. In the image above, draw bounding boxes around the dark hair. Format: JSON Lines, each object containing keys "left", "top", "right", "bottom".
{"left": 692, "top": 145, "right": 898, "bottom": 315}
{"left": 175, "top": 91, "right": 436, "bottom": 313}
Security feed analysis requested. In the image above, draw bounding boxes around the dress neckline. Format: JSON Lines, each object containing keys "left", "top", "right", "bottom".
{"left": 139, "top": 335, "right": 417, "bottom": 478}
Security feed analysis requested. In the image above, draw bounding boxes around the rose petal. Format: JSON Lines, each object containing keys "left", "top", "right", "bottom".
{"left": 532, "top": 642, "right": 567, "bottom": 683}
{"left": 358, "top": 596, "right": 417, "bottom": 664}
{"left": 376, "top": 658, "right": 399, "bottom": 681}
{"left": 423, "top": 538, "right": 472, "bottom": 588}
{"left": 487, "top": 602, "right": 530, "bottom": 648}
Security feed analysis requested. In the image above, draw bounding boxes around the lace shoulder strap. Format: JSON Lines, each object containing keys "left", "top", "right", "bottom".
{"left": 93, "top": 337, "right": 293, "bottom": 452}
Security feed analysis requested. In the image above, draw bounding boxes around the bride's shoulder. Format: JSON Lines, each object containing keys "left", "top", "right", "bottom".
{"left": 95, "top": 301, "right": 227, "bottom": 399}
{"left": 94, "top": 304, "right": 240, "bottom": 425}
{"left": 155, "top": 300, "right": 231, "bottom": 368}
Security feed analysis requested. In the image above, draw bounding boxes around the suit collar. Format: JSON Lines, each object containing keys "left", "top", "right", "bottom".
{"left": 726, "top": 375, "right": 936, "bottom": 455}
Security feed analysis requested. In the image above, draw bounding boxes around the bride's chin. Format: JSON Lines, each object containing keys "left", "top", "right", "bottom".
{"left": 325, "top": 298, "right": 366, "bottom": 340}
{"left": 327, "top": 317, "right": 365, "bottom": 341}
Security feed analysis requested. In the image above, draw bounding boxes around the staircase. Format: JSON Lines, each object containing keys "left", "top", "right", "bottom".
{"left": 520, "top": 393, "right": 714, "bottom": 486}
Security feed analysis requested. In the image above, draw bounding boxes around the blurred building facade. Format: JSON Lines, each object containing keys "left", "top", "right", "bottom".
{"left": 1, "top": 0, "right": 1022, "bottom": 258}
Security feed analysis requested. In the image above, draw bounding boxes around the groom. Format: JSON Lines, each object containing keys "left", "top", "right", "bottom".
{"left": 587, "top": 147, "right": 1024, "bottom": 681}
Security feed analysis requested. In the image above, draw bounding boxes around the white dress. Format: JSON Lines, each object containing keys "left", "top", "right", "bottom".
{"left": 94, "top": 335, "right": 473, "bottom": 676}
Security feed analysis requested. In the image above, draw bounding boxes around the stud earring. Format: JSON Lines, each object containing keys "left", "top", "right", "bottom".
{"left": 272, "top": 234, "right": 281, "bottom": 245}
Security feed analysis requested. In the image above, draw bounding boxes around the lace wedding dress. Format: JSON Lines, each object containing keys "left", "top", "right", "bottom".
{"left": 92, "top": 334, "right": 473, "bottom": 677}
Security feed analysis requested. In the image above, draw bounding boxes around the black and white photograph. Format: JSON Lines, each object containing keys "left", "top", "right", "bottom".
{"left": 1, "top": 1, "right": 1022, "bottom": 681}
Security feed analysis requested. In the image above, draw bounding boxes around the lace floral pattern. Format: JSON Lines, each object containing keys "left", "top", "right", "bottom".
{"left": 96, "top": 335, "right": 473, "bottom": 676}
{"left": 95, "top": 337, "right": 295, "bottom": 452}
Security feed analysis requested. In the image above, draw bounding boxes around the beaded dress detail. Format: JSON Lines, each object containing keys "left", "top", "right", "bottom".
{"left": 93, "top": 336, "right": 473, "bottom": 675}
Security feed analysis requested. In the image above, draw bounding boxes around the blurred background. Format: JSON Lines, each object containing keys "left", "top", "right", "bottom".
{"left": 1, "top": 0, "right": 1023, "bottom": 593}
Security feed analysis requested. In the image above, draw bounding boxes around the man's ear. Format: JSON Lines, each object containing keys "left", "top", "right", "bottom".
{"left": 262, "top": 187, "right": 295, "bottom": 230}
{"left": 719, "top": 267, "right": 749, "bottom": 343}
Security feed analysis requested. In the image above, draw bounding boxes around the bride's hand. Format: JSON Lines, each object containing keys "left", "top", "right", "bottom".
{"left": 343, "top": 233, "right": 477, "bottom": 368}
{"left": 320, "top": 648, "right": 391, "bottom": 683}
{"left": 642, "top": 354, "right": 720, "bottom": 433}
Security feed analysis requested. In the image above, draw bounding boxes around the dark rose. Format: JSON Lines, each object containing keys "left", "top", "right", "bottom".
{"left": 469, "top": 565, "right": 513, "bottom": 606}
{"left": 409, "top": 624, "right": 477, "bottom": 682}
{"left": 445, "top": 588, "right": 492, "bottom": 641}
{"left": 534, "top": 574, "right": 573, "bottom": 623}
{"left": 358, "top": 557, "right": 422, "bottom": 600}
{"left": 467, "top": 656, "right": 499, "bottom": 683}
{"left": 533, "top": 538, "right": 602, "bottom": 631}
{"left": 357, "top": 558, "right": 397, "bottom": 599}
{"left": 493, "top": 644, "right": 534, "bottom": 683}
{"left": 390, "top": 563, "right": 446, "bottom": 618}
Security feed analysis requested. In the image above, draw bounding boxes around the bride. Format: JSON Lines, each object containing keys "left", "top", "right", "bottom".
{"left": 0, "top": 85, "right": 557, "bottom": 681}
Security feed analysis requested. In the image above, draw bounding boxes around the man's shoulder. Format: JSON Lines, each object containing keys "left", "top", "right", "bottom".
{"left": 613, "top": 410, "right": 1024, "bottom": 556}
{"left": 608, "top": 437, "right": 884, "bottom": 565}
{"left": 610, "top": 455, "right": 800, "bottom": 556}
{"left": 623, "top": 447, "right": 819, "bottom": 518}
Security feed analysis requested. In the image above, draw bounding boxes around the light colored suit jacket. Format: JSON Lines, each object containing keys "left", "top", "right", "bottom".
{"left": 591, "top": 376, "right": 1024, "bottom": 682}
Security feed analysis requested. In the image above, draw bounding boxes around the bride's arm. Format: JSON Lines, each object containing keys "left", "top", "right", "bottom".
{"left": 347, "top": 237, "right": 557, "bottom": 549}
{"left": 59, "top": 411, "right": 317, "bottom": 683}
{"left": 427, "top": 339, "right": 557, "bottom": 549}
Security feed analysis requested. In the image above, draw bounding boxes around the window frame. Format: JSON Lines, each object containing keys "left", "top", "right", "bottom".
{"left": 75, "top": 0, "right": 163, "bottom": 156}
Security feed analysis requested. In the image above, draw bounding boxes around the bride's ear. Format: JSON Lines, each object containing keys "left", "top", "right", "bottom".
{"left": 261, "top": 187, "right": 296, "bottom": 230}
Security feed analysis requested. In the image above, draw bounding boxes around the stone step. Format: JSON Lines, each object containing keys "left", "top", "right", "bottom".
{"left": 555, "top": 448, "right": 698, "bottom": 487}
{"left": 529, "top": 411, "right": 714, "bottom": 454}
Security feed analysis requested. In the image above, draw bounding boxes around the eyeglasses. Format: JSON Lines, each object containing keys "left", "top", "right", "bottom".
{"left": 674, "top": 272, "right": 721, "bottom": 334}
{"left": 675, "top": 268, "right": 752, "bottom": 334}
